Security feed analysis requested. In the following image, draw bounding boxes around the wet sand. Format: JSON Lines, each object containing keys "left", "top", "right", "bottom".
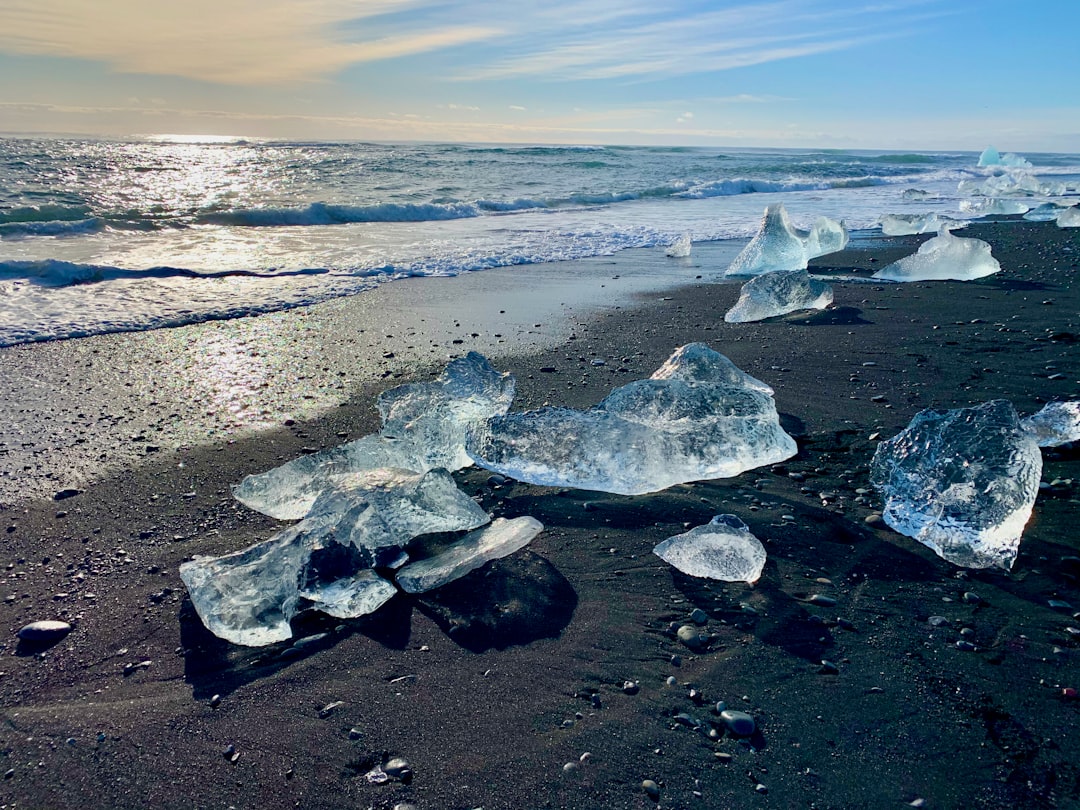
{"left": 1, "top": 219, "right": 1079, "bottom": 809}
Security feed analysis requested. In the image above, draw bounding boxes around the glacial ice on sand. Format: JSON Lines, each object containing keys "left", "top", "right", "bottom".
{"left": 1022, "top": 401, "right": 1080, "bottom": 447}
{"left": 233, "top": 352, "right": 514, "bottom": 519}
{"left": 959, "top": 198, "right": 1031, "bottom": 216}
{"left": 870, "top": 400, "right": 1041, "bottom": 570}
{"left": 977, "top": 146, "right": 1033, "bottom": 169}
{"left": 395, "top": 516, "right": 544, "bottom": 593}
{"left": 180, "top": 468, "right": 492, "bottom": 645}
{"left": 666, "top": 233, "right": 692, "bottom": 258}
{"left": 649, "top": 342, "right": 774, "bottom": 394}
{"left": 1023, "top": 202, "right": 1069, "bottom": 222}
{"left": 466, "top": 343, "right": 796, "bottom": 495}
{"left": 653, "top": 514, "right": 766, "bottom": 583}
{"left": 1057, "top": 206, "right": 1080, "bottom": 228}
{"left": 959, "top": 173, "right": 1065, "bottom": 198}
{"left": 880, "top": 212, "right": 957, "bottom": 236}
{"left": 725, "top": 203, "right": 847, "bottom": 277}
{"left": 872, "top": 227, "right": 1000, "bottom": 282}
{"left": 724, "top": 270, "right": 833, "bottom": 324}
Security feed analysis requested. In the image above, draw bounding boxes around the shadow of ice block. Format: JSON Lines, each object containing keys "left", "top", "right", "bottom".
{"left": 870, "top": 400, "right": 1041, "bottom": 570}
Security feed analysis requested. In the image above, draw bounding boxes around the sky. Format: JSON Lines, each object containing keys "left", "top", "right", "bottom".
{"left": 0, "top": 0, "right": 1078, "bottom": 150}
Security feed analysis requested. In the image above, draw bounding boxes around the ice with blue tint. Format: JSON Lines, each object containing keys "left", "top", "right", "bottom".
{"left": 1057, "top": 206, "right": 1080, "bottom": 228}
{"left": 977, "top": 147, "right": 1033, "bottom": 169}
{"left": 725, "top": 203, "right": 848, "bottom": 277}
{"left": 666, "top": 233, "right": 692, "bottom": 257}
{"left": 653, "top": 514, "right": 767, "bottom": 583}
{"left": 395, "top": 516, "right": 544, "bottom": 593}
{"left": 181, "top": 467, "right": 491, "bottom": 645}
{"left": 960, "top": 198, "right": 1031, "bottom": 216}
{"left": 870, "top": 400, "right": 1041, "bottom": 570}
{"left": 1022, "top": 401, "right": 1080, "bottom": 447}
{"left": 466, "top": 343, "right": 796, "bottom": 495}
{"left": 724, "top": 270, "right": 833, "bottom": 324}
{"left": 1023, "top": 202, "right": 1070, "bottom": 222}
{"left": 959, "top": 173, "right": 1066, "bottom": 198}
{"left": 880, "top": 212, "right": 959, "bottom": 236}
{"left": 233, "top": 352, "right": 514, "bottom": 519}
{"left": 872, "top": 227, "right": 1000, "bottom": 282}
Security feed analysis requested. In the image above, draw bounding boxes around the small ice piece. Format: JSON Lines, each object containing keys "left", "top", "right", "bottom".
{"left": 870, "top": 400, "right": 1042, "bottom": 570}
{"left": 977, "top": 147, "right": 1033, "bottom": 169}
{"left": 666, "top": 233, "right": 692, "bottom": 257}
{"left": 902, "top": 188, "right": 937, "bottom": 201}
{"left": 1022, "top": 401, "right": 1080, "bottom": 447}
{"left": 233, "top": 352, "right": 514, "bottom": 519}
{"left": 180, "top": 468, "right": 490, "bottom": 645}
{"left": 880, "top": 212, "right": 955, "bottom": 236}
{"left": 872, "top": 227, "right": 1000, "bottom": 282}
{"left": 724, "top": 270, "right": 833, "bottom": 324}
{"left": 725, "top": 203, "right": 847, "bottom": 277}
{"left": 395, "top": 516, "right": 544, "bottom": 593}
{"left": 466, "top": 344, "right": 796, "bottom": 495}
{"left": 1057, "top": 206, "right": 1080, "bottom": 228}
{"left": 959, "top": 198, "right": 1031, "bottom": 216}
{"left": 1023, "top": 202, "right": 1069, "bottom": 222}
{"left": 653, "top": 514, "right": 766, "bottom": 583}
{"left": 649, "top": 342, "right": 773, "bottom": 394}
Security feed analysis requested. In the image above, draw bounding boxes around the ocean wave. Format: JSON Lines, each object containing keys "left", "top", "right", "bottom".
{"left": 197, "top": 201, "right": 481, "bottom": 227}
{"left": 0, "top": 259, "right": 330, "bottom": 287}
{"left": 0, "top": 218, "right": 106, "bottom": 238}
{"left": 676, "top": 178, "right": 830, "bottom": 198}
{"left": 0, "top": 204, "right": 91, "bottom": 224}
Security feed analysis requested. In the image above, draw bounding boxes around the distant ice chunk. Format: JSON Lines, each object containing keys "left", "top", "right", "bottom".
{"left": 233, "top": 352, "right": 514, "bottom": 519}
{"left": 872, "top": 227, "right": 1000, "bottom": 282}
{"left": 870, "top": 400, "right": 1041, "bottom": 570}
{"left": 977, "top": 147, "right": 1033, "bottom": 169}
{"left": 1022, "top": 401, "right": 1080, "bottom": 447}
{"left": 1057, "top": 205, "right": 1080, "bottom": 228}
{"left": 959, "top": 198, "right": 1031, "bottom": 216}
{"left": 726, "top": 203, "right": 848, "bottom": 277}
{"left": 666, "top": 233, "right": 692, "bottom": 257}
{"left": 396, "top": 516, "right": 544, "bottom": 593}
{"left": 959, "top": 173, "right": 1062, "bottom": 197}
{"left": 724, "top": 270, "right": 833, "bottom": 323}
{"left": 1023, "top": 202, "right": 1069, "bottom": 222}
{"left": 466, "top": 344, "right": 796, "bottom": 495}
{"left": 180, "top": 468, "right": 491, "bottom": 645}
{"left": 902, "top": 188, "right": 938, "bottom": 201}
{"left": 653, "top": 514, "right": 766, "bottom": 583}
{"left": 880, "top": 212, "right": 957, "bottom": 236}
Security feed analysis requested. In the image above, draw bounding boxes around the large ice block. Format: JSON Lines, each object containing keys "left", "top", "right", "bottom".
{"left": 1057, "top": 206, "right": 1080, "bottom": 228}
{"left": 180, "top": 468, "right": 491, "bottom": 646}
{"left": 724, "top": 270, "right": 833, "bottom": 324}
{"left": 1022, "top": 401, "right": 1080, "bottom": 447}
{"left": 977, "top": 147, "right": 1033, "bottom": 168}
{"left": 653, "top": 514, "right": 766, "bottom": 583}
{"left": 466, "top": 345, "right": 796, "bottom": 495}
{"left": 872, "top": 227, "right": 1000, "bottom": 282}
{"left": 395, "top": 516, "right": 544, "bottom": 593}
{"left": 725, "top": 203, "right": 848, "bottom": 277}
{"left": 233, "top": 352, "right": 514, "bottom": 519}
{"left": 870, "top": 400, "right": 1041, "bottom": 570}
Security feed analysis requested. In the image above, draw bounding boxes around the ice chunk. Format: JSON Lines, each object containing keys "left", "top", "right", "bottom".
{"left": 870, "top": 400, "right": 1041, "bottom": 570}
{"left": 395, "top": 516, "right": 544, "bottom": 593}
{"left": 653, "top": 514, "right": 766, "bottom": 583}
{"left": 726, "top": 203, "right": 848, "bottom": 277}
{"left": 977, "top": 147, "right": 1033, "bottom": 168}
{"left": 959, "top": 198, "right": 1031, "bottom": 216}
{"left": 959, "top": 173, "right": 1062, "bottom": 198}
{"left": 724, "top": 270, "right": 833, "bottom": 324}
{"left": 649, "top": 342, "right": 773, "bottom": 394}
{"left": 233, "top": 352, "right": 514, "bottom": 519}
{"left": 1023, "top": 202, "right": 1069, "bottom": 222}
{"left": 666, "top": 233, "right": 692, "bottom": 257}
{"left": 1022, "top": 401, "right": 1080, "bottom": 447}
{"left": 466, "top": 345, "right": 796, "bottom": 495}
{"left": 180, "top": 468, "right": 491, "bottom": 645}
{"left": 880, "top": 212, "right": 958, "bottom": 236}
{"left": 902, "top": 188, "right": 938, "bottom": 201}
{"left": 1057, "top": 205, "right": 1080, "bottom": 228}
{"left": 872, "top": 227, "right": 1000, "bottom": 282}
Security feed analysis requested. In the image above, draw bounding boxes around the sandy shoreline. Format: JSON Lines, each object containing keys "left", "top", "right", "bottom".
{"left": 2, "top": 219, "right": 1079, "bottom": 809}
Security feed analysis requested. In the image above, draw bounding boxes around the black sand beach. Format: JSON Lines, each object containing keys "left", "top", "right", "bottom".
{"left": 2, "top": 219, "right": 1079, "bottom": 809}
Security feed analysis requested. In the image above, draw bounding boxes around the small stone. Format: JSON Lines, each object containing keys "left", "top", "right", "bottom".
{"left": 719, "top": 709, "right": 755, "bottom": 736}
{"left": 563, "top": 761, "right": 579, "bottom": 773}
{"left": 17, "top": 620, "right": 72, "bottom": 642}
{"left": 714, "top": 751, "right": 733, "bottom": 763}
{"left": 1049, "top": 600, "right": 1073, "bottom": 611}
{"left": 53, "top": 488, "right": 83, "bottom": 501}
{"left": 864, "top": 513, "right": 884, "bottom": 525}
{"left": 665, "top": 676, "right": 678, "bottom": 686}
{"left": 818, "top": 660, "right": 840, "bottom": 675}
{"left": 755, "top": 783, "right": 768, "bottom": 794}
{"left": 808, "top": 594, "right": 836, "bottom": 607}
{"left": 383, "top": 757, "right": 411, "bottom": 780}
{"left": 222, "top": 744, "right": 240, "bottom": 763}
{"left": 962, "top": 591, "right": 982, "bottom": 604}
{"left": 927, "top": 616, "right": 951, "bottom": 627}
{"left": 676, "top": 624, "right": 706, "bottom": 650}
{"left": 690, "top": 608, "right": 708, "bottom": 625}
{"left": 956, "top": 640, "right": 977, "bottom": 651}
{"left": 348, "top": 727, "right": 362, "bottom": 740}
{"left": 209, "top": 694, "right": 222, "bottom": 709}
{"left": 622, "top": 680, "right": 640, "bottom": 695}
{"left": 319, "top": 701, "right": 344, "bottom": 718}
{"left": 642, "top": 779, "right": 661, "bottom": 801}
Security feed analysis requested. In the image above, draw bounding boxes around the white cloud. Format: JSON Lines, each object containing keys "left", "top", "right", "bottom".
{"left": 0, "top": 0, "right": 499, "bottom": 85}
{"left": 509, "top": 105, "right": 527, "bottom": 111}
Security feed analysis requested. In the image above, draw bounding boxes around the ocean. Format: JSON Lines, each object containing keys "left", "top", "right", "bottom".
{"left": 2, "top": 135, "right": 1078, "bottom": 347}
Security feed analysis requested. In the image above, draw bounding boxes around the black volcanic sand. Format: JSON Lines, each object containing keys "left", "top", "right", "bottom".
{"left": 2, "top": 219, "right": 1079, "bottom": 809}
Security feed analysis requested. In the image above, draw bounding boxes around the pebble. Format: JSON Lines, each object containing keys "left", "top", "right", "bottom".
{"left": 53, "top": 488, "right": 83, "bottom": 501}
{"left": 622, "top": 680, "right": 640, "bottom": 695}
{"left": 719, "top": 709, "right": 755, "bottom": 736}
{"left": 348, "top": 727, "right": 362, "bottom": 740}
{"left": 819, "top": 660, "right": 840, "bottom": 675}
{"left": 690, "top": 608, "right": 708, "bottom": 625}
{"left": 676, "top": 624, "right": 706, "bottom": 650}
{"left": 956, "top": 640, "right": 977, "bottom": 651}
{"left": 927, "top": 616, "right": 951, "bottom": 627}
{"left": 642, "top": 779, "right": 661, "bottom": 800}
{"left": 962, "top": 591, "right": 982, "bottom": 604}
{"left": 714, "top": 751, "right": 733, "bottom": 763}
{"left": 864, "top": 513, "right": 884, "bottom": 525}
{"left": 17, "top": 620, "right": 72, "bottom": 642}
{"left": 318, "top": 701, "right": 344, "bottom": 718}
{"left": 808, "top": 594, "right": 837, "bottom": 607}
{"left": 383, "top": 757, "right": 412, "bottom": 780}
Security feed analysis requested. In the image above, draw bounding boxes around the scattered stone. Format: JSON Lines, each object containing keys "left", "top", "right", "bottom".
{"left": 319, "top": 701, "right": 344, "bottom": 718}
{"left": 222, "top": 744, "right": 240, "bottom": 763}
{"left": 17, "top": 620, "right": 72, "bottom": 642}
{"left": 715, "top": 752, "right": 733, "bottom": 763}
{"left": 719, "top": 709, "right": 756, "bottom": 736}
{"left": 348, "top": 727, "right": 362, "bottom": 740}
{"left": 53, "top": 488, "right": 83, "bottom": 501}
{"left": 864, "top": 513, "right": 884, "bottom": 526}
{"left": 676, "top": 624, "right": 707, "bottom": 650}
{"left": 383, "top": 757, "right": 412, "bottom": 780}
{"left": 956, "top": 640, "right": 977, "bottom": 651}
{"left": 927, "top": 616, "right": 951, "bottom": 627}
{"left": 819, "top": 660, "right": 840, "bottom": 675}
{"left": 642, "top": 779, "right": 661, "bottom": 801}
{"left": 690, "top": 608, "right": 708, "bottom": 625}
{"left": 962, "top": 592, "right": 982, "bottom": 604}
{"left": 209, "top": 694, "right": 222, "bottom": 709}
{"left": 622, "top": 680, "right": 640, "bottom": 695}
{"left": 808, "top": 594, "right": 836, "bottom": 607}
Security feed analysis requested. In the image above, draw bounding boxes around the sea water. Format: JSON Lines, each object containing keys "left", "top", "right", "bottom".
{"left": 2, "top": 135, "right": 1078, "bottom": 346}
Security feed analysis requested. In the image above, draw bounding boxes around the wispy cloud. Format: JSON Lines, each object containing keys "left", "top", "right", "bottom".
{"left": 0, "top": 0, "right": 499, "bottom": 84}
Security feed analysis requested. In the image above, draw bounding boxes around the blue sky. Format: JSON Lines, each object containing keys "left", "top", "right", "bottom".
{"left": 0, "top": 0, "right": 1077, "bottom": 150}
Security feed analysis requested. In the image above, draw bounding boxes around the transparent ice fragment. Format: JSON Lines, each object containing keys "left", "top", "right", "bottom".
{"left": 726, "top": 203, "right": 848, "bottom": 277}
{"left": 233, "top": 352, "right": 514, "bottom": 519}
{"left": 872, "top": 227, "right": 1000, "bottom": 282}
{"left": 666, "top": 233, "right": 692, "bottom": 257}
{"left": 653, "top": 514, "right": 766, "bottom": 583}
{"left": 466, "top": 345, "right": 796, "bottom": 495}
{"left": 649, "top": 342, "right": 773, "bottom": 394}
{"left": 724, "top": 270, "right": 833, "bottom": 324}
{"left": 901, "top": 188, "right": 938, "bottom": 201}
{"left": 395, "top": 516, "right": 544, "bottom": 593}
{"left": 870, "top": 400, "right": 1041, "bottom": 570}
{"left": 959, "top": 198, "right": 1031, "bottom": 216}
{"left": 880, "top": 212, "right": 956, "bottom": 236}
{"left": 1057, "top": 206, "right": 1080, "bottom": 228}
{"left": 1022, "top": 401, "right": 1080, "bottom": 447}
{"left": 977, "top": 147, "right": 1032, "bottom": 168}
{"left": 1023, "top": 202, "right": 1069, "bottom": 222}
